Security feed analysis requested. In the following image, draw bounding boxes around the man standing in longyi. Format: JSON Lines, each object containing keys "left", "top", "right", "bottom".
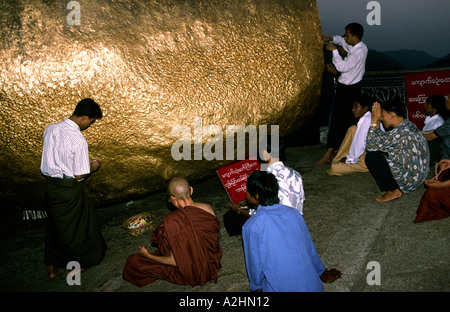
{"left": 40, "top": 98, "right": 106, "bottom": 279}
{"left": 122, "top": 177, "right": 222, "bottom": 287}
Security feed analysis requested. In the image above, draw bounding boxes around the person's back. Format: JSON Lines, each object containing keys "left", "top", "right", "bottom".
{"left": 242, "top": 170, "right": 341, "bottom": 291}
{"left": 41, "top": 119, "right": 89, "bottom": 178}
{"left": 436, "top": 118, "right": 450, "bottom": 159}
{"left": 241, "top": 171, "right": 328, "bottom": 292}
{"left": 261, "top": 135, "right": 305, "bottom": 213}
{"left": 243, "top": 203, "right": 324, "bottom": 292}
{"left": 157, "top": 205, "right": 221, "bottom": 285}
{"left": 122, "top": 177, "right": 222, "bottom": 287}
{"left": 267, "top": 161, "right": 305, "bottom": 213}
{"left": 242, "top": 204, "right": 325, "bottom": 292}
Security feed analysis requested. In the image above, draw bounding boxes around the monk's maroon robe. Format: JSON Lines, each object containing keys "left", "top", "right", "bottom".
{"left": 414, "top": 169, "right": 450, "bottom": 223}
{"left": 122, "top": 206, "right": 222, "bottom": 287}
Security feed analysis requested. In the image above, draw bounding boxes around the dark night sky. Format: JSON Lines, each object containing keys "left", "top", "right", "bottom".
{"left": 316, "top": 0, "right": 450, "bottom": 58}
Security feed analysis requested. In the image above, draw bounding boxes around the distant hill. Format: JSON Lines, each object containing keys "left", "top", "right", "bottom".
{"left": 366, "top": 49, "right": 406, "bottom": 71}
{"left": 383, "top": 49, "right": 438, "bottom": 69}
{"left": 423, "top": 53, "right": 450, "bottom": 68}
{"left": 325, "top": 47, "right": 449, "bottom": 72}
{"left": 365, "top": 49, "right": 450, "bottom": 71}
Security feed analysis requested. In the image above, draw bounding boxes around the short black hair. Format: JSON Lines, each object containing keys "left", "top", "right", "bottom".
{"left": 426, "top": 95, "right": 446, "bottom": 116}
{"left": 380, "top": 98, "right": 406, "bottom": 119}
{"left": 346, "top": 22, "right": 364, "bottom": 40}
{"left": 355, "top": 94, "right": 376, "bottom": 110}
{"left": 73, "top": 98, "right": 103, "bottom": 119}
{"left": 246, "top": 170, "right": 280, "bottom": 206}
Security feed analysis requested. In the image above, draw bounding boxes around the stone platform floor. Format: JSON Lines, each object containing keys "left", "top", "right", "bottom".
{"left": 1, "top": 144, "right": 449, "bottom": 296}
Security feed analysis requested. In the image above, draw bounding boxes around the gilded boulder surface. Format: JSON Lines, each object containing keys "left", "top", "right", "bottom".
{"left": 0, "top": 0, "right": 323, "bottom": 208}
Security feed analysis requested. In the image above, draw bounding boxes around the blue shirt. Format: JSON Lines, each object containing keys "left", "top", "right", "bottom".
{"left": 242, "top": 204, "right": 325, "bottom": 292}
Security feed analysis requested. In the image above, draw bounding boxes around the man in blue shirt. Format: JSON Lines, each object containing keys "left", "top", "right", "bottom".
{"left": 242, "top": 171, "right": 341, "bottom": 292}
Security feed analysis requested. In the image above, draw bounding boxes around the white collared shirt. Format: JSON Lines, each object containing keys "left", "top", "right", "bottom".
{"left": 332, "top": 35, "right": 368, "bottom": 85}
{"left": 423, "top": 114, "right": 444, "bottom": 131}
{"left": 345, "top": 111, "right": 386, "bottom": 164}
{"left": 40, "top": 118, "right": 90, "bottom": 178}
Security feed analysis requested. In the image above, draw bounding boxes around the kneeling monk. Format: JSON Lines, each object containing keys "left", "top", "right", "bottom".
{"left": 122, "top": 177, "right": 222, "bottom": 287}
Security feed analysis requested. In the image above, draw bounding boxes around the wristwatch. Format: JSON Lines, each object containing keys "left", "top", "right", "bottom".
{"left": 370, "top": 123, "right": 378, "bottom": 127}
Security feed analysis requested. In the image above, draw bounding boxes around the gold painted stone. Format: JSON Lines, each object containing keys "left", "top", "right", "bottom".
{"left": 0, "top": 0, "right": 323, "bottom": 208}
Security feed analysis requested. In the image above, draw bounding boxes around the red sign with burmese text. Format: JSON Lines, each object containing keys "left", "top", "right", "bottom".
{"left": 217, "top": 158, "right": 260, "bottom": 203}
{"left": 404, "top": 69, "right": 450, "bottom": 130}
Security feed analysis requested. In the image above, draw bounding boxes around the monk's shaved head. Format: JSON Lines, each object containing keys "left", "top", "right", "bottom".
{"left": 167, "top": 177, "right": 191, "bottom": 200}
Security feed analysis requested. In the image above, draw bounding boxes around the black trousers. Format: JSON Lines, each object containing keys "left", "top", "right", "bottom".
{"left": 44, "top": 177, "right": 107, "bottom": 268}
{"left": 428, "top": 139, "right": 441, "bottom": 165}
{"left": 365, "top": 151, "right": 400, "bottom": 192}
{"left": 223, "top": 209, "right": 249, "bottom": 236}
{"left": 327, "top": 82, "right": 360, "bottom": 149}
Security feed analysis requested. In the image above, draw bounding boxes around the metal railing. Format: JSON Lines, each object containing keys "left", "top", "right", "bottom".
{"left": 360, "top": 66, "right": 450, "bottom": 105}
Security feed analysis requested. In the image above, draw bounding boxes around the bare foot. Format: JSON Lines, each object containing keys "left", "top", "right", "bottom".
{"left": 376, "top": 189, "right": 402, "bottom": 203}
{"left": 315, "top": 148, "right": 336, "bottom": 165}
{"left": 47, "top": 265, "right": 56, "bottom": 279}
{"left": 315, "top": 157, "right": 331, "bottom": 165}
{"left": 320, "top": 268, "right": 342, "bottom": 283}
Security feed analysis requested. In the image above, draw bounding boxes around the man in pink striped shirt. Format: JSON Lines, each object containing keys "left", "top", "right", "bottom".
{"left": 40, "top": 98, "right": 106, "bottom": 279}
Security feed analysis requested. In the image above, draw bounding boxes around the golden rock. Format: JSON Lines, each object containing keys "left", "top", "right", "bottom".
{"left": 0, "top": 0, "right": 323, "bottom": 208}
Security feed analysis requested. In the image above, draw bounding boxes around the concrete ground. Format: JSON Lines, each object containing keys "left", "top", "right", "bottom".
{"left": 1, "top": 144, "right": 449, "bottom": 295}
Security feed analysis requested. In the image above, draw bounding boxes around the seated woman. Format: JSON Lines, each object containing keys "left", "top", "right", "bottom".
{"left": 365, "top": 99, "right": 429, "bottom": 203}
{"left": 414, "top": 159, "right": 450, "bottom": 223}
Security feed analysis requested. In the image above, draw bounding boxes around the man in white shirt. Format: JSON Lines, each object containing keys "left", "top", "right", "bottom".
{"left": 328, "top": 95, "right": 382, "bottom": 176}
{"left": 423, "top": 95, "right": 445, "bottom": 131}
{"left": 41, "top": 98, "right": 106, "bottom": 279}
{"left": 316, "top": 23, "right": 368, "bottom": 165}
{"left": 422, "top": 94, "right": 446, "bottom": 164}
{"left": 423, "top": 114, "right": 445, "bottom": 132}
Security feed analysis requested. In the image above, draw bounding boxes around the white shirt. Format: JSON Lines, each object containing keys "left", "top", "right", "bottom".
{"left": 332, "top": 35, "right": 368, "bottom": 85}
{"left": 422, "top": 114, "right": 444, "bottom": 131}
{"left": 267, "top": 161, "right": 305, "bottom": 214}
{"left": 346, "top": 111, "right": 385, "bottom": 164}
{"left": 40, "top": 118, "right": 90, "bottom": 178}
